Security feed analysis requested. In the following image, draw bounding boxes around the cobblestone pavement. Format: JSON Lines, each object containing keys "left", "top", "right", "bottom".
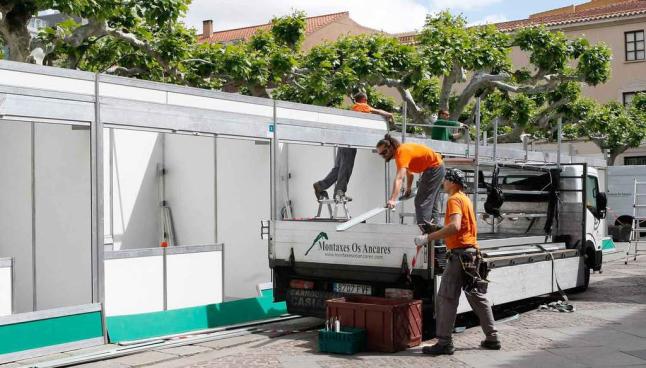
{"left": 10, "top": 246, "right": 646, "bottom": 368}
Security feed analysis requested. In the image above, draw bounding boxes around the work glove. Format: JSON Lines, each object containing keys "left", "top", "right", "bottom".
{"left": 414, "top": 235, "right": 429, "bottom": 247}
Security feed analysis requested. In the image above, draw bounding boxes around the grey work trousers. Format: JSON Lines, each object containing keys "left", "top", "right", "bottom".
{"left": 435, "top": 251, "right": 499, "bottom": 345}
{"left": 317, "top": 147, "right": 357, "bottom": 194}
{"left": 415, "top": 164, "right": 445, "bottom": 225}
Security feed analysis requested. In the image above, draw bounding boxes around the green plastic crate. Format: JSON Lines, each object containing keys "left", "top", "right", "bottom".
{"left": 318, "top": 327, "right": 366, "bottom": 355}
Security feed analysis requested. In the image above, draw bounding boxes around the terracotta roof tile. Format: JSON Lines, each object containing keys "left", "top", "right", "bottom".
{"left": 496, "top": 0, "right": 646, "bottom": 31}
{"left": 198, "top": 11, "right": 350, "bottom": 43}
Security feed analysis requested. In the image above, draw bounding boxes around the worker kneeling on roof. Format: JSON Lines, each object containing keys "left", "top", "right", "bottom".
{"left": 376, "top": 134, "right": 444, "bottom": 225}
{"left": 415, "top": 168, "right": 501, "bottom": 355}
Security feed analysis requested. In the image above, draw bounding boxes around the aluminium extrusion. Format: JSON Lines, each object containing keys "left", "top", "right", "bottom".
{"left": 104, "top": 244, "right": 223, "bottom": 260}
{"left": 0, "top": 337, "right": 105, "bottom": 366}
{"left": 33, "top": 315, "right": 303, "bottom": 368}
{"left": 0, "top": 303, "right": 102, "bottom": 326}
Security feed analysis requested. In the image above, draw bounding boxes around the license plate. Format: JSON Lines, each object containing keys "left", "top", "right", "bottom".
{"left": 333, "top": 283, "right": 372, "bottom": 295}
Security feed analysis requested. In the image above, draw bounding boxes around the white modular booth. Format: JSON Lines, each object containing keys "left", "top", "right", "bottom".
{"left": 0, "top": 59, "right": 607, "bottom": 361}
{"left": 0, "top": 60, "right": 396, "bottom": 361}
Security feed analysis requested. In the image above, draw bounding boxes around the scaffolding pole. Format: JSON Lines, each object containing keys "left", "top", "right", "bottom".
{"left": 473, "top": 98, "right": 481, "bottom": 216}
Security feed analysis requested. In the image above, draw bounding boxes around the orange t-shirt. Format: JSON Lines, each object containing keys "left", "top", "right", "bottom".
{"left": 444, "top": 191, "right": 478, "bottom": 250}
{"left": 394, "top": 143, "right": 443, "bottom": 173}
{"left": 352, "top": 102, "right": 372, "bottom": 113}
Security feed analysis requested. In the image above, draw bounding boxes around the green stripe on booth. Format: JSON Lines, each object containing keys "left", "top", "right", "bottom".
{"left": 0, "top": 312, "right": 103, "bottom": 355}
{"left": 106, "top": 289, "right": 287, "bottom": 342}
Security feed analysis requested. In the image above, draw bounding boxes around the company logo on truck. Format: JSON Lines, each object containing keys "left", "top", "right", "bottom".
{"left": 305, "top": 232, "right": 328, "bottom": 256}
{"left": 304, "top": 231, "right": 392, "bottom": 258}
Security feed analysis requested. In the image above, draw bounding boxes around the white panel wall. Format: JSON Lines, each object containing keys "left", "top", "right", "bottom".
{"left": 111, "top": 130, "right": 162, "bottom": 249}
{"left": 34, "top": 123, "right": 92, "bottom": 310}
{"left": 0, "top": 122, "right": 33, "bottom": 313}
{"left": 164, "top": 135, "right": 215, "bottom": 245}
{"left": 0, "top": 266, "right": 12, "bottom": 316}
{"left": 286, "top": 145, "right": 394, "bottom": 223}
{"left": 287, "top": 145, "right": 335, "bottom": 219}
{"left": 104, "top": 256, "right": 164, "bottom": 316}
{"left": 217, "top": 138, "right": 271, "bottom": 299}
{"left": 166, "top": 251, "right": 222, "bottom": 309}
{"left": 347, "top": 149, "right": 397, "bottom": 224}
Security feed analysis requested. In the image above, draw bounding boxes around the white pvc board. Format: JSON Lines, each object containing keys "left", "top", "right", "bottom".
{"left": 164, "top": 134, "right": 215, "bottom": 246}
{"left": 168, "top": 92, "right": 273, "bottom": 117}
{"left": 347, "top": 149, "right": 395, "bottom": 224}
{"left": 216, "top": 138, "right": 271, "bottom": 299}
{"left": 286, "top": 145, "right": 392, "bottom": 223}
{"left": 111, "top": 129, "right": 162, "bottom": 250}
{"left": 100, "top": 82, "right": 167, "bottom": 104}
{"left": 166, "top": 251, "right": 223, "bottom": 309}
{"left": 315, "top": 111, "right": 387, "bottom": 130}
{"left": 0, "top": 267, "right": 11, "bottom": 316}
{"left": 0, "top": 122, "right": 33, "bottom": 313}
{"left": 34, "top": 123, "right": 92, "bottom": 310}
{"left": 286, "top": 144, "right": 336, "bottom": 219}
{"left": 0, "top": 69, "right": 94, "bottom": 95}
{"left": 104, "top": 256, "right": 164, "bottom": 316}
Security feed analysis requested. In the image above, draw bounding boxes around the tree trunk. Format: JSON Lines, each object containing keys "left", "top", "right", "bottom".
{"left": 439, "top": 63, "right": 462, "bottom": 112}
{"left": 609, "top": 147, "right": 628, "bottom": 166}
{"left": 494, "top": 125, "right": 524, "bottom": 143}
{"left": 0, "top": 24, "right": 32, "bottom": 62}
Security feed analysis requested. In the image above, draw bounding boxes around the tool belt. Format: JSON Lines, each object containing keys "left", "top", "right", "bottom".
{"left": 447, "top": 247, "right": 490, "bottom": 294}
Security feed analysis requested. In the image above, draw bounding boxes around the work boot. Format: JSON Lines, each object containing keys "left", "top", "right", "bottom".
{"left": 422, "top": 342, "right": 455, "bottom": 356}
{"left": 313, "top": 182, "right": 328, "bottom": 201}
{"left": 334, "top": 190, "right": 352, "bottom": 202}
{"left": 480, "top": 340, "right": 501, "bottom": 350}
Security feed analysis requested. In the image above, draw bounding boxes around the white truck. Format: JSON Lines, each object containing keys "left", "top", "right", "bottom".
{"left": 268, "top": 135, "right": 607, "bottom": 337}
{"left": 606, "top": 165, "right": 646, "bottom": 241}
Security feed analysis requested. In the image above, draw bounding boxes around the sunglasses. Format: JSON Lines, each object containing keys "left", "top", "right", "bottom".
{"left": 377, "top": 150, "right": 388, "bottom": 157}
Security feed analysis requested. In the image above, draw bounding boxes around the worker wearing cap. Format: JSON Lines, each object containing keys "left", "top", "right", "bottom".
{"left": 376, "top": 134, "right": 445, "bottom": 224}
{"left": 415, "top": 168, "right": 500, "bottom": 355}
{"left": 314, "top": 92, "right": 394, "bottom": 202}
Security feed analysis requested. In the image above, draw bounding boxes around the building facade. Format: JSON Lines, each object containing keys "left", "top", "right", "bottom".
{"left": 496, "top": 0, "right": 646, "bottom": 165}
{"left": 198, "top": 12, "right": 381, "bottom": 51}
{"left": 497, "top": 0, "right": 646, "bottom": 105}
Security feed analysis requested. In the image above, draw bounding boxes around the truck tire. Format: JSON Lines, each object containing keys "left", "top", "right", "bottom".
{"left": 569, "top": 243, "right": 594, "bottom": 293}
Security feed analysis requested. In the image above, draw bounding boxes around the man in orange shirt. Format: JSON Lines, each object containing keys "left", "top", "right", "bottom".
{"left": 314, "top": 93, "right": 393, "bottom": 201}
{"left": 415, "top": 168, "right": 500, "bottom": 355}
{"left": 376, "top": 134, "right": 445, "bottom": 224}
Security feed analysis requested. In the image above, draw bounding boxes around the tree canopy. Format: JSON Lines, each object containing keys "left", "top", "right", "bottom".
{"left": 0, "top": 2, "right": 641, "bottom": 163}
{"left": 563, "top": 93, "right": 646, "bottom": 165}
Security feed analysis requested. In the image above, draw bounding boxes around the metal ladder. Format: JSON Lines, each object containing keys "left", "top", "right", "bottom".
{"left": 626, "top": 178, "right": 646, "bottom": 264}
{"left": 315, "top": 197, "right": 351, "bottom": 220}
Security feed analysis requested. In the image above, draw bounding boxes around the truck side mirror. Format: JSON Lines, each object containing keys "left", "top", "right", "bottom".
{"left": 596, "top": 192, "right": 607, "bottom": 219}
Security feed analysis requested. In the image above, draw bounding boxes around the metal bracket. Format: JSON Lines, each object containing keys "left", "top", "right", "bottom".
{"left": 260, "top": 220, "right": 271, "bottom": 240}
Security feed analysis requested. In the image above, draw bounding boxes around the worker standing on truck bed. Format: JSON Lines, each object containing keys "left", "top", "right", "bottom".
{"left": 376, "top": 134, "right": 445, "bottom": 224}
{"left": 430, "top": 110, "right": 464, "bottom": 142}
{"left": 313, "top": 92, "right": 394, "bottom": 202}
{"left": 415, "top": 168, "right": 501, "bottom": 355}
